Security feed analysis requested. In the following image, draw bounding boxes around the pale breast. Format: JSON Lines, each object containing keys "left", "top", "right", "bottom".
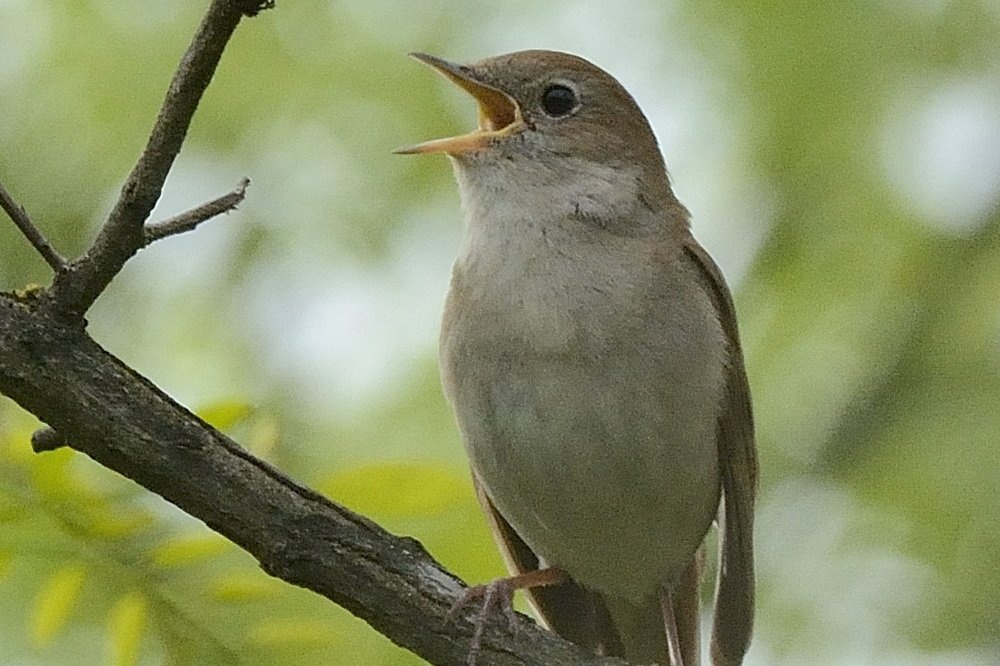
{"left": 440, "top": 209, "right": 726, "bottom": 601}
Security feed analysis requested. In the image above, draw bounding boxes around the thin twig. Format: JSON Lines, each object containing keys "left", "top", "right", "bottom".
{"left": 143, "top": 177, "right": 250, "bottom": 246}
{"left": 0, "top": 181, "right": 67, "bottom": 271}
{"left": 44, "top": 0, "right": 273, "bottom": 319}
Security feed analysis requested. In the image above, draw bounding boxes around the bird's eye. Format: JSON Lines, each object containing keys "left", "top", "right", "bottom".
{"left": 541, "top": 84, "right": 578, "bottom": 118}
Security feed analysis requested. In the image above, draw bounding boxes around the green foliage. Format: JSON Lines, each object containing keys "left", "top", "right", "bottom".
{"left": 0, "top": 408, "right": 424, "bottom": 665}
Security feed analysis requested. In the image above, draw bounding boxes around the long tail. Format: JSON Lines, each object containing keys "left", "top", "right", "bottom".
{"left": 604, "top": 551, "right": 704, "bottom": 666}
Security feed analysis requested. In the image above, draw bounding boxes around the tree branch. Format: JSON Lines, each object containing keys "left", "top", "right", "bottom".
{"left": 0, "top": 295, "right": 624, "bottom": 666}
{"left": 44, "top": 0, "right": 269, "bottom": 320}
{"left": 0, "top": 1, "right": 630, "bottom": 663}
{"left": 143, "top": 177, "right": 250, "bottom": 246}
{"left": 0, "top": 181, "right": 67, "bottom": 271}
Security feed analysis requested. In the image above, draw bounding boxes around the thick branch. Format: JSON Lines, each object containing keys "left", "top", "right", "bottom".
{"left": 44, "top": 1, "right": 268, "bottom": 319}
{"left": 0, "top": 181, "right": 66, "bottom": 271}
{"left": 0, "top": 295, "right": 624, "bottom": 666}
{"left": 143, "top": 178, "right": 250, "bottom": 246}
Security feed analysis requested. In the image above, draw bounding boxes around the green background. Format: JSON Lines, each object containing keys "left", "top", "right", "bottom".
{"left": 2, "top": 1, "right": 999, "bottom": 664}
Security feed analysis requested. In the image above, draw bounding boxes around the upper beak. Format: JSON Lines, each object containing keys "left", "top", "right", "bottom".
{"left": 394, "top": 53, "right": 524, "bottom": 155}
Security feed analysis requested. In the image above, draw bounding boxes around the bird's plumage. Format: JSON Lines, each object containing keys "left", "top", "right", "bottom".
{"left": 406, "top": 49, "right": 756, "bottom": 665}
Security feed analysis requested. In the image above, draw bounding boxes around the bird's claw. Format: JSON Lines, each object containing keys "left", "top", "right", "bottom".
{"left": 444, "top": 579, "right": 520, "bottom": 665}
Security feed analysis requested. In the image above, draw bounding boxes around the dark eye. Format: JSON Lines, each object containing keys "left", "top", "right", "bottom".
{"left": 541, "top": 84, "right": 578, "bottom": 118}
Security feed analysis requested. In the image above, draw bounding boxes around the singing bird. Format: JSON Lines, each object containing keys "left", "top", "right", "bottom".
{"left": 397, "top": 50, "right": 757, "bottom": 666}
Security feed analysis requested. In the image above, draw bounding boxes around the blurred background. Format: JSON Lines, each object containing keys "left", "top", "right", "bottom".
{"left": 2, "top": 1, "right": 999, "bottom": 664}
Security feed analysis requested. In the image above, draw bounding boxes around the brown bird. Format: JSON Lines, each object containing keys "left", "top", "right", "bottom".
{"left": 397, "top": 50, "right": 757, "bottom": 666}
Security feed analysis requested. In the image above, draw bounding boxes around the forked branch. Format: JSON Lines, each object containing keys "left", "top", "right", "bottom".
{"left": 0, "top": 1, "right": 629, "bottom": 664}
{"left": 42, "top": 0, "right": 273, "bottom": 319}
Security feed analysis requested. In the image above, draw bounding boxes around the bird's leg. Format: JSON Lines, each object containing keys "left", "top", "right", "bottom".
{"left": 446, "top": 567, "right": 568, "bottom": 665}
{"left": 659, "top": 585, "right": 686, "bottom": 666}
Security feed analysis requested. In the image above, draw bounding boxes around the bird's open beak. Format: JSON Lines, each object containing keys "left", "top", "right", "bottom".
{"left": 394, "top": 53, "right": 524, "bottom": 155}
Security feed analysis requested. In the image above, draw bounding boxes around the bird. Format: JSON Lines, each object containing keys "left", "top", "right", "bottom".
{"left": 396, "top": 49, "right": 757, "bottom": 666}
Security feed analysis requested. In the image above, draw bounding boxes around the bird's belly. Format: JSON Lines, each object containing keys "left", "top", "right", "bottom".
{"left": 447, "top": 342, "right": 722, "bottom": 602}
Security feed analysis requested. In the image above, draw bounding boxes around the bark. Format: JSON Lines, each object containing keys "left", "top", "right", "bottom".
{"left": 0, "top": 1, "right": 625, "bottom": 664}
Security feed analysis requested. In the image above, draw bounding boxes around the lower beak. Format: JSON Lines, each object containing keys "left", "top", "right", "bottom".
{"left": 394, "top": 53, "right": 524, "bottom": 155}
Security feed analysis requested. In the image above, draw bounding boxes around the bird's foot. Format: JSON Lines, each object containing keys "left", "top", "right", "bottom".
{"left": 445, "top": 579, "right": 519, "bottom": 665}
{"left": 445, "top": 567, "right": 567, "bottom": 666}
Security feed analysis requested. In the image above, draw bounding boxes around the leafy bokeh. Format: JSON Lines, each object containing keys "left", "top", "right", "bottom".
{"left": 2, "top": 1, "right": 999, "bottom": 664}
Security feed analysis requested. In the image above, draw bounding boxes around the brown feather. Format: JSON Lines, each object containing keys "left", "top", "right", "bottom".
{"left": 672, "top": 547, "right": 706, "bottom": 665}
{"left": 682, "top": 241, "right": 758, "bottom": 665}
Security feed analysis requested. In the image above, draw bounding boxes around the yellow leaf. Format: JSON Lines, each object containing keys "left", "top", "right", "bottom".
{"left": 197, "top": 400, "right": 253, "bottom": 430}
{"left": 29, "top": 563, "right": 87, "bottom": 646}
{"left": 106, "top": 591, "right": 147, "bottom": 666}
{"left": 150, "top": 533, "right": 229, "bottom": 567}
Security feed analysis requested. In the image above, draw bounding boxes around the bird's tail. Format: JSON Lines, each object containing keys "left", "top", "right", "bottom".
{"left": 604, "top": 550, "right": 704, "bottom": 666}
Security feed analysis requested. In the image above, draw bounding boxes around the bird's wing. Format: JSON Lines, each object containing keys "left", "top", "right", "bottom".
{"left": 471, "top": 474, "right": 624, "bottom": 656}
{"left": 682, "top": 241, "right": 758, "bottom": 665}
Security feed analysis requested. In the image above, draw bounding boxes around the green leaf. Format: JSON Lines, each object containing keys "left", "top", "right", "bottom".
{"left": 106, "top": 591, "right": 147, "bottom": 666}
{"left": 150, "top": 533, "right": 229, "bottom": 567}
{"left": 209, "top": 573, "right": 282, "bottom": 602}
{"left": 29, "top": 562, "right": 87, "bottom": 646}
{"left": 197, "top": 399, "right": 254, "bottom": 431}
